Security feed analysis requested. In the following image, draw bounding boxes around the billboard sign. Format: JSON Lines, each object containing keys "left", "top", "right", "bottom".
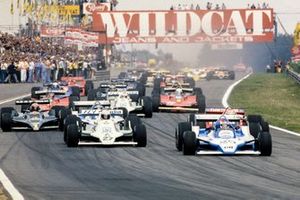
{"left": 92, "top": 9, "right": 274, "bottom": 44}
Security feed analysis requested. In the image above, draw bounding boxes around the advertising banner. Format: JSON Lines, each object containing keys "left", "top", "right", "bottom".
{"left": 40, "top": 26, "right": 65, "bottom": 38}
{"left": 83, "top": 3, "right": 111, "bottom": 15}
{"left": 64, "top": 28, "right": 99, "bottom": 47}
{"left": 92, "top": 9, "right": 274, "bottom": 44}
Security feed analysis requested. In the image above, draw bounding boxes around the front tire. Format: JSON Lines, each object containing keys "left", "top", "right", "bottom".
{"left": 183, "top": 131, "right": 197, "bottom": 155}
{"left": 66, "top": 124, "right": 80, "bottom": 147}
{"left": 258, "top": 132, "right": 272, "bottom": 156}
{"left": 134, "top": 125, "right": 147, "bottom": 147}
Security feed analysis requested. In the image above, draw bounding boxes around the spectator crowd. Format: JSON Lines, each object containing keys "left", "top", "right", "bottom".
{"left": 0, "top": 32, "right": 99, "bottom": 84}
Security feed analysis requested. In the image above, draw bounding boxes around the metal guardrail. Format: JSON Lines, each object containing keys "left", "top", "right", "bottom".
{"left": 287, "top": 69, "right": 300, "bottom": 84}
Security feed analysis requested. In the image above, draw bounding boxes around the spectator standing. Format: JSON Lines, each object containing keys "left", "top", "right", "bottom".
{"left": 215, "top": 4, "right": 220, "bottom": 10}
{"left": 222, "top": 3, "right": 226, "bottom": 10}
{"left": 34, "top": 60, "right": 42, "bottom": 82}
{"left": 195, "top": 4, "right": 200, "bottom": 10}
{"left": 28, "top": 59, "right": 35, "bottom": 83}
{"left": 83, "top": 59, "right": 89, "bottom": 79}
{"left": 51, "top": 59, "right": 57, "bottom": 82}
{"left": 58, "top": 58, "right": 65, "bottom": 80}
{"left": 5, "top": 62, "right": 19, "bottom": 83}
{"left": 1, "top": 61, "right": 8, "bottom": 83}
{"left": 19, "top": 59, "right": 28, "bottom": 83}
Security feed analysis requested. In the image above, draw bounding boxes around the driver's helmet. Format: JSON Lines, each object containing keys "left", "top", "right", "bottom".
{"left": 52, "top": 82, "right": 60, "bottom": 89}
{"left": 119, "top": 92, "right": 127, "bottom": 98}
{"left": 100, "top": 110, "right": 111, "bottom": 120}
{"left": 30, "top": 103, "right": 40, "bottom": 112}
{"left": 47, "top": 92, "right": 55, "bottom": 99}
{"left": 175, "top": 88, "right": 183, "bottom": 96}
{"left": 219, "top": 116, "right": 228, "bottom": 129}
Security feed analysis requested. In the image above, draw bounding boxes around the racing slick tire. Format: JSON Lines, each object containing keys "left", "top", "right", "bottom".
{"left": 258, "top": 131, "right": 272, "bottom": 156}
{"left": 64, "top": 115, "right": 81, "bottom": 143}
{"left": 1, "top": 113, "right": 12, "bottom": 132}
{"left": 68, "top": 96, "right": 80, "bottom": 110}
{"left": 248, "top": 115, "right": 269, "bottom": 132}
{"left": 50, "top": 106, "right": 65, "bottom": 118}
{"left": 186, "top": 77, "right": 195, "bottom": 88}
{"left": 136, "top": 82, "right": 146, "bottom": 97}
{"left": 194, "top": 87, "right": 203, "bottom": 96}
{"left": 183, "top": 131, "right": 197, "bottom": 155}
{"left": 249, "top": 122, "right": 261, "bottom": 138}
{"left": 139, "top": 73, "right": 147, "bottom": 85}
{"left": 87, "top": 89, "right": 96, "bottom": 101}
{"left": 153, "top": 78, "right": 162, "bottom": 90}
{"left": 152, "top": 94, "right": 160, "bottom": 112}
{"left": 134, "top": 124, "right": 147, "bottom": 147}
{"left": 117, "top": 107, "right": 128, "bottom": 119}
{"left": 31, "top": 87, "right": 41, "bottom": 99}
{"left": 127, "top": 114, "right": 141, "bottom": 130}
{"left": 141, "top": 96, "right": 153, "bottom": 118}
{"left": 66, "top": 124, "right": 80, "bottom": 147}
{"left": 85, "top": 81, "right": 94, "bottom": 96}
{"left": 176, "top": 122, "right": 191, "bottom": 151}
{"left": 0, "top": 107, "right": 15, "bottom": 122}
{"left": 59, "top": 108, "right": 72, "bottom": 131}
{"left": 229, "top": 71, "right": 235, "bottom": 80}
{"left": 189, "top": 114, "right": 196, "bottom": 125}
{"left": 197, "top": 94, "right": 206, "bottom": 113}
{"left": 70, "top": 86, "right": 81, "bottom": 99}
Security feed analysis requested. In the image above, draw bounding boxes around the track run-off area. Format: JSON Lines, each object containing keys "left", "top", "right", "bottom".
{"left": 0, "top": 71, "right": 299, "bottom": 200}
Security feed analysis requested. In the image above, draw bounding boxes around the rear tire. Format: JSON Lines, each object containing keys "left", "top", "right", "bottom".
{"left": 85, "top": 81, "right": 94, "bottom": 96}
{"left": 197, "top": 94, "right": 206, "bottom": 113}
{"left": 70, "top": 86, "right": 81, "bottom": 99}
{"left": 152, "top": 95, "right": 160, "bottom": 112}
{"left": 59, "top": 108, "right": 72, "bottom": 131}
{"left": 141, "top": 96, "right": 153, "bottom": 118}
{"left": 87, "top": 89, "right": 96, "bottom": 101}
{"left": 183, "top": 131, "right": 197, "bottom": 155}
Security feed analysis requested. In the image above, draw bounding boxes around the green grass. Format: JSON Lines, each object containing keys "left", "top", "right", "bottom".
{"left": 229, "top": 73, "right": 300, "bottom": 133}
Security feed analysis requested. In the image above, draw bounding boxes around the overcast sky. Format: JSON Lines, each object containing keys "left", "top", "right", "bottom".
{"left": 0, "top": 0, "right": 298, "bottom": 64}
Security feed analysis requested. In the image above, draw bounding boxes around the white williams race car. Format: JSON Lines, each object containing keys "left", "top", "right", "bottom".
{"left": 176, "top": 108, "right": 272, "bottom": 156}
{"left": 64, "top": 103, "right": 147, "bottom": 147}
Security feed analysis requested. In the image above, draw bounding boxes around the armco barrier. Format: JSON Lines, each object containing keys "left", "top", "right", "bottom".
{"left": 287, "top": 69, "right": 300, "bottom": 84}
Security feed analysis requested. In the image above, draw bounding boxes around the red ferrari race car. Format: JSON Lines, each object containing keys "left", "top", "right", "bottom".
{"left": 60, "top": 76, "right": 94, "bottom": 96}
{"left": 152, "top": 83, "right": 206, "bottom": 113}
{"left": 21, "top": 87, "right": 80, "bottom": 112}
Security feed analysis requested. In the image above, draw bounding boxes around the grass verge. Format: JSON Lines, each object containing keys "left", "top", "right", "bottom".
{"left": 229, "top": 73, "right": 300, "bottom": 133}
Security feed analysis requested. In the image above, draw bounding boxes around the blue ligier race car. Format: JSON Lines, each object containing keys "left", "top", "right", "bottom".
{"left": 175, "top": 108, "right": 272, "bottom": 156}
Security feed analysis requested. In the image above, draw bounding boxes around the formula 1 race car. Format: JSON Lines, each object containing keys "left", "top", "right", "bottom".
{"left": 152, "top": 83, "right": 205, "bottom": 113}
{"left": 175, "top": 108, "right": 272, "bottom": 156}
{"left": 61, "top": 76, "right": 94, "bottom": 96}
{"left": 0, "top": 100, "right": 62, "bottom": 131}
{"left": 75, "top": 90, "right": 153, "bottom": 118}
{"left": 154, "top": 74, "right": 195, "bottom": 89}
{"left": 63, "top": 106, "right": 147, "bottom": 147}
{"left": 28, "top": 86, "right": 80, "bottom": 111}
{"left": 206, "top": 69, "right": 235, "bottom": 80}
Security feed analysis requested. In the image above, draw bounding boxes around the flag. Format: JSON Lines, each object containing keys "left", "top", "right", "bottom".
{"left": 10, "top": 0, "right": 14, "bottom": 15}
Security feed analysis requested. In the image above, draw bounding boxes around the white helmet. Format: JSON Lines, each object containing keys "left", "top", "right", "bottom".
{"left": 101, "top": 109, "right": 111, "bottom": 120}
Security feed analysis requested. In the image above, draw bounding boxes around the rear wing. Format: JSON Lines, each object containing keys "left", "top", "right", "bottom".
{"left": 111, "top": 78, "right": 135, "bottom": 83}
{"left": 61, "top": 76, "right": 84, "bottom": 81}
{"left": 35, "top": 89, "right": 66, "bottom": 95}
{"left": 194, "top": 114, "right": 244, "bottom": 122}
{"left": 205, "top": 108, "right": 245, "bottom": 115}
{"left": 15, "top": 99, "right": 51, "bottom": 105}
{"left": 99, "top": 84, "right": 128, "bottom": 89}
{"left": 80, "top": 109, "right": 123, "bottom": 116}
{"left": 163, "top": 87, "right": 193, "bottom": 92}
{"left": 107, "top": 90, "right": 139, "bottom": 96}
{"left": 72, "top": 100, "right": 110, "bottom": 108}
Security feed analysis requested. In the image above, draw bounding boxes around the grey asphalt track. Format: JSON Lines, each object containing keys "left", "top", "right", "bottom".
{"left": 0, "top": 73, "right": 299, "bottom": 200}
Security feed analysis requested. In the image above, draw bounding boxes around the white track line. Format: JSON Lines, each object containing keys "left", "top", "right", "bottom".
{"left": 222, "top": 73, "right": 300, "bottom": 137}
{"left": 0, "top": 94, "right": 29, "bottom": 200}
